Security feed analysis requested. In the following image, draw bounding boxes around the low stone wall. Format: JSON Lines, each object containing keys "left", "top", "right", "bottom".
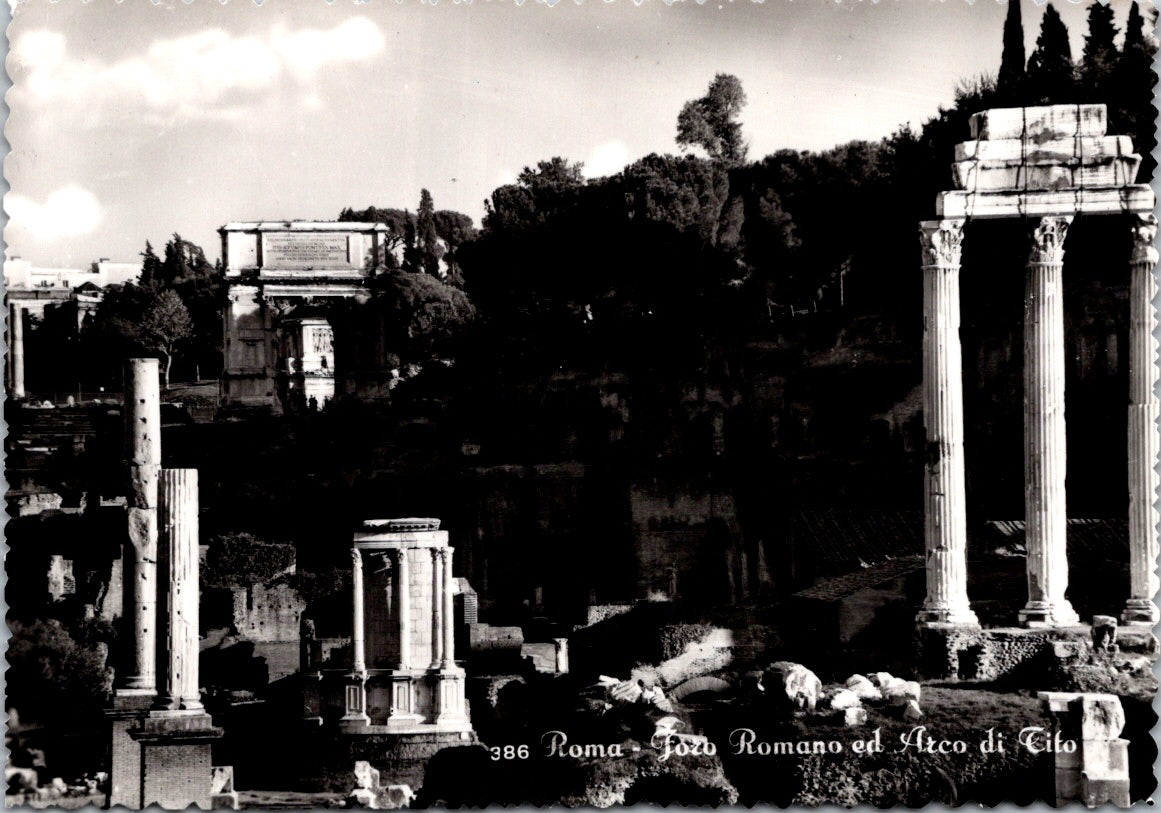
{"left": 231, "top": 582, "right": 304, "bottom": 644}
{"left": 916, "top": 624, "right": 1159, "bottom": 690}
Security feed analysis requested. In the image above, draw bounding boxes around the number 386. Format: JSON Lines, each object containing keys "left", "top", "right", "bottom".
{"left": 489, "top": 744, "right": 530, "bottom": 761}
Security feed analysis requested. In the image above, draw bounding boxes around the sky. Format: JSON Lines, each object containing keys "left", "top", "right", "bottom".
{"left": 2, "top": 0, "right": 1146, "bottom": 268}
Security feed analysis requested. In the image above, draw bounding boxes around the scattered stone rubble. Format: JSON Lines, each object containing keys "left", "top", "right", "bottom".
{"left": 348, "top": 761, "right": 415, "bottom": 810}
{"left": 743, "top": 662, "right": 927, "bottom": 725}
{"left": 211, "top": 766, "right": 240, "bottom": 811}
{"left": 4, "top": 766, "right": 107, "bottom": 805}
{"left": 597, "top": 675, "right": 676, "bottom": 713}
{"left": 765, "top": 661, "right": 822, "bottom": 711}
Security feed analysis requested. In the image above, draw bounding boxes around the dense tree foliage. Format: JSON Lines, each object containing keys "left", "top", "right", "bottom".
{"left": 483, "top": 158, "right": 586, "bottom": 234}
{"left": 374, "top": 269, "right": 476, "bottom": 365}
{"left": 139, "top": 289, "right": 194, "bottom": 388}
{"left": 6, "top": 619, "right": 112, "bottom": 727}
{"left": 80, "top": 233, "right": 219, "bottom": 388}
{"left": 676, "top": 73, "right": 749, "bottom": 166}
{"left": 340, "top": 197, "right": 477, "bottom": 280}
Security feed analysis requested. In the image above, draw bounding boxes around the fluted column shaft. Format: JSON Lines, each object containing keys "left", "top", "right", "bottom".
{"left": 1020, "top": 217, "right": 1079, "bottom": 627}
{"left": 351, "top": 548, "right": 366, "bottom": 674}
{"left": 442, "top": 546, "right": 456, "bottom": 668}
{"left": 154, "top": 469, "right": 202, "bottom": 711}
{"left": 123, "top": 359, "right": 161, "bottom": 691}
{"left": 917, "top": 220, "right": 978, "bottom": 626}
{"left": 431, "top": 548, "right": 444, "bottom": 667}
{"left": 11, "top": 304, "right": 24, "bottom": 399}
{"left": 396, "top": 549, "right": 411, "bottom": 670}
{"left": 1124, "top": 214, "right": 1160, "bottom": 625}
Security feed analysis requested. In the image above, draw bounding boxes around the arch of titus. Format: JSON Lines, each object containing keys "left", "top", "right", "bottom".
{"left": 918, "top": 104, "right": 1158, "bottom": 629}
{"left": 220, "top": 221, "right": 390, "bottom": 412}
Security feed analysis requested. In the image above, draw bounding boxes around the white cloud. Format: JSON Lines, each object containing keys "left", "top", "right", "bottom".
{"left": 6, "top": 186, "right": 104, "bottom": 243}
{"left": 583, "top": 140, "right": 632, "bottom": 179}
{"left": 273, "top": 18, "right": 386, "bottom": 80}
{"left": 9, "top": 18, "right": 386, "bottom": 124}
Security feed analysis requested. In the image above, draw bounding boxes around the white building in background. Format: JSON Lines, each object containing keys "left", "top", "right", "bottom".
{"left": 5, "top": 256, "right": 141, "bottom": 400}
{"left": 4, "top": 257, "right": 139, "bottom": 292}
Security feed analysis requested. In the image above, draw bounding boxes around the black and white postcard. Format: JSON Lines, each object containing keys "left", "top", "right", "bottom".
{"left": 3, "top": 0, "right": 1158, "bottom": 807}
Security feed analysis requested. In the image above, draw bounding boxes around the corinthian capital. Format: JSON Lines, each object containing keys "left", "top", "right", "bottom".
{"left": 1028, "top": 216, "right": 1072, "bottom": 265}
{"left": 919, "top": 220, "right": 965, "bottom": 267}
{"left": 1130, "top": 213, "right": 1159, "bottom": 266}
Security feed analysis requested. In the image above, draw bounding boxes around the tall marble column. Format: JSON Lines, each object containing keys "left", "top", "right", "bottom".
{"left": 1123, "top": 213, "right": 1160, "bottom": 625}
{"left": 430, "top": 548, "right": 444, "bottom": 667}
{"left": 396, "top": 549, "right": 411, "bottom": 670}
{"left": 11, "top": 304, "right": 25, "bottom": 399}
{"left": 1020, "top": 216, "right": 1080, "bottom": 627}
{"left": 122, "top": 359, "right": 161, "bottom": 691}
{"left": 917, "top": 220, "right": 978, "bottom": 626}
{"left": 351, "top": 548, "right": 366, "bottom": 674}
{"left": 153, "top": 469, "right": 203, "bottom": 712}
{"left": 442, "top": 546, "right": 456, "bottom": 668}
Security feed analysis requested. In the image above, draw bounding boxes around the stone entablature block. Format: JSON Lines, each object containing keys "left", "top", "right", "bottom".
{"left": 937, "top": 186, "right": 1155, "bottom": 220}
{"left": 969, "top": 104, "right": 1107, "bottom": 141}
{"left": 953, "top": 105, "right": 1141, "bottom": 193}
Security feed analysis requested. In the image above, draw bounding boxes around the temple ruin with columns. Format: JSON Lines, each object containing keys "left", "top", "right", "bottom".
{"left": 337, "top": 518, "right": 473, "bottom": 735}
{"left": 915, "top": 104, "right": 1157, "bottom": 681}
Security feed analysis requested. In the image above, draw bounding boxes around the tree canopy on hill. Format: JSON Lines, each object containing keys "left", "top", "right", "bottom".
{"left": 340, "top": 193, "right": 477, "bottom": 281}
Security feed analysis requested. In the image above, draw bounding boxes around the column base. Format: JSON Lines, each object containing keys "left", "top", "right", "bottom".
{"left": 1120, "top": 599, "right": 1159, "bottom": 626}
{"left": 341, "top": 673, "right": 369, "bottom": 730}
{"left": 432, "top": 668, "right": 470, "bottom": 727}
{"left": 916, "top": 603, "right": 979, "bottom": 627}
{"left": 150, "top": 697, "right": 205, "bottom": 714}
{"left": 1019, "top": 600, "right": 1080, "bottom": 628}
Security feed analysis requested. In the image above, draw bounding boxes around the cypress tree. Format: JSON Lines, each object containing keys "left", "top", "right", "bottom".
{"left": 997, "top": 0, "right": 1027, "bottom": 104}
{"left": 139, "top": 241, "right": 162, "bottom": 289}
{"left": 417, "top": 189, "right": 441, "bottom": 277}
{"left": 1079, "top": 2, "right": 1119, "bottom": 99}
{"left": 1114, "top": 1, "right": 1158, "bottom": 181}
{"left": 1026, "top": 4, "right": 1076, "bottom": 104}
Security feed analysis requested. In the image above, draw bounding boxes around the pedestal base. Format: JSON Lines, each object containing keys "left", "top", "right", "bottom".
{"left": 433, "top": 669, "right": 471, "bottom": 727}
{"left": 1019, "top": 600, "right": 1080, "bottom": 628}
{"left": 386, "top": 713, "right": 427, "bottom": 731}
{"left": 106, "top": 692, "right": 156, "bottom": 809}
{"left": 1120, "top": 599, "right": 1159, "bottom": 626}
{"left": 916, "top": 604, "right": 980, "bottom": 627}
{"left": 118, "top": 712, "right": 223, "bottom": 810}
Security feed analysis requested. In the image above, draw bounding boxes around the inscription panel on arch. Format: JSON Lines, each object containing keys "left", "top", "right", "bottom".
{"left": 262, "top": 233, "right": 352, "bottom": 268}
